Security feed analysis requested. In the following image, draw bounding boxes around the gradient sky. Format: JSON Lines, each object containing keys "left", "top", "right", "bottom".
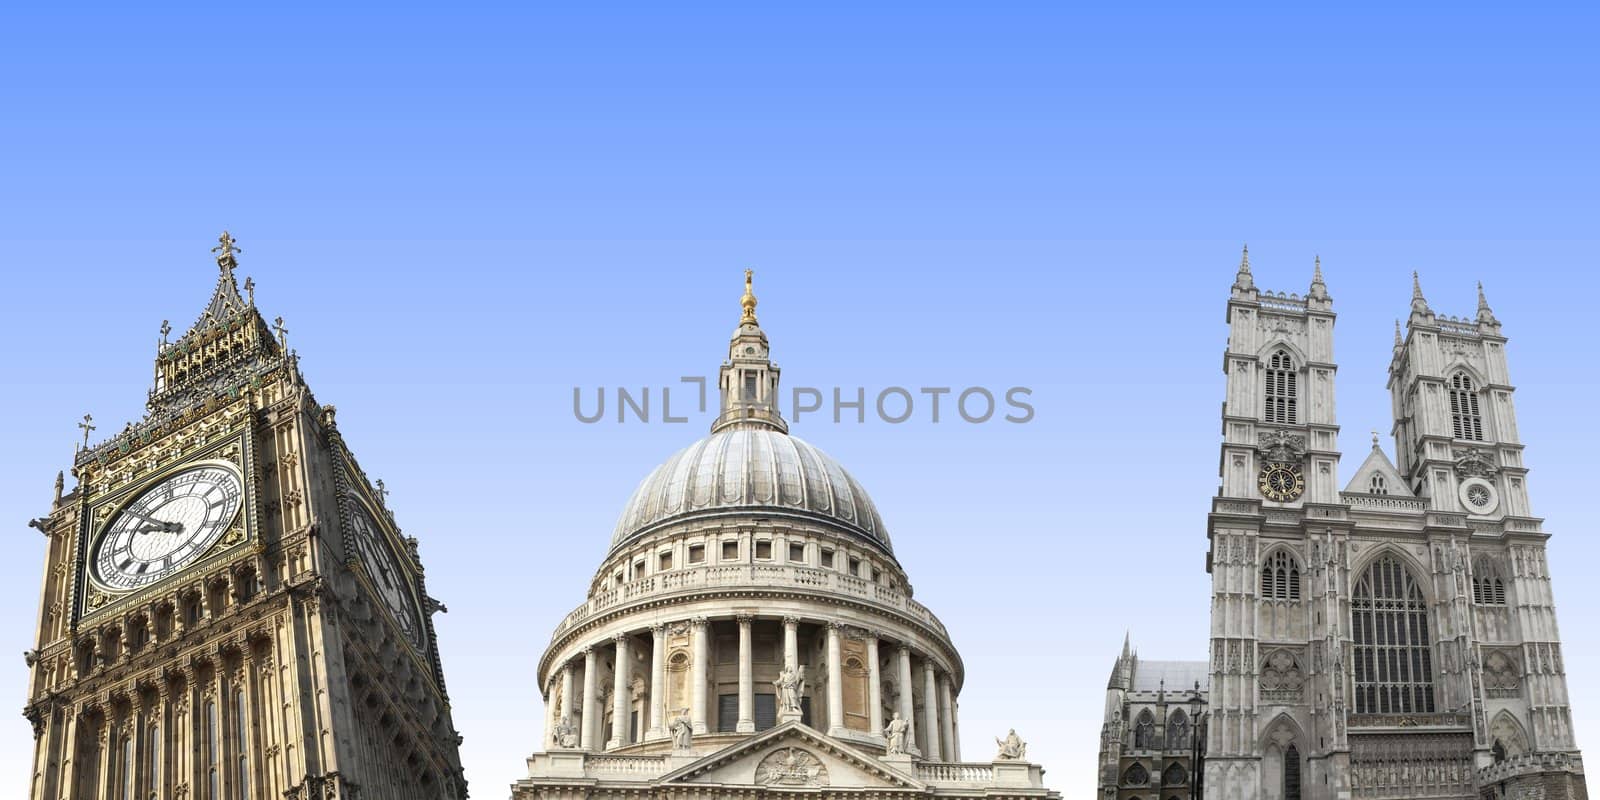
{"left": 3, "top": 2, "right": 1598, "bottom": 796}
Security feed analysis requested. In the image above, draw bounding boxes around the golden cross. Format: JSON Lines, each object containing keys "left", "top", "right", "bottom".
{"left": 212, "top": 231, "right": 242, "bottom": 273}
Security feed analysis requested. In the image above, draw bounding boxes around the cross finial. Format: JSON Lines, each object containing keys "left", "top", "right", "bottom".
{"left": 77, "top": 414, "right": 95, "bottom": 450}
{"left": 244, "top": 276, "right": 255, "bottom": 306}
{"left": 212, "top": 231, "right": 242, "bottom": 273}
{"left": 740, "top": 269, "right": 759, "bottom": 324}
{"left": 272, "top": 316, "right": 289, "bottom": 348}
{"left": 1372, "top": 429, "right": 1380, "bottom": 448}
{"left": 159, "top": 319, "right": 171, "bottom": 346}
{"left": 375, "top": 479, "right": 391, "bottom": 505}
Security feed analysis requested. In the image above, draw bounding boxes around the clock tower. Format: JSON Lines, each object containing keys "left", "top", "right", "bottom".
{"left": 23, "top": 234, "right": 468, "bottom": 800}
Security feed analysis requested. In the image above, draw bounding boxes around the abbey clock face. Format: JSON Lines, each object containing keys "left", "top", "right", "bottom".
{"left": 92, "top": 464, "right": 243, "bottom": 591}
{"left": 348, "top": 505, "right": 423, "bottom": 648}
{"left": 1257, "top": 462, "right": 1305, "bottom": 502}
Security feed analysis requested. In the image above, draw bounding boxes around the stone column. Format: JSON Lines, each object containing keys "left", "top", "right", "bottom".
{"left": 950, "top": 696, "right": 962, "bottom": 761}
{"left": 736, "top": 615, "right": 755, "bottom": 733}
{"left": 647, "top": 625, "right": 667, "bottom": 740}
{"left": 897, "top": 645, "right": 919, "bottom": 756}
{"left": 690, "top": 617, "right": 709, "bottom": 734}
{"left": 938, "top": 672, "right": 956, "bottom": 760}
{"left": 922, "top": 660, "right": 942, "bottom": 760}
{"left": 826, "top": 623, "right": 845, "bottom": 735}
{"left": 97, "top": 717, "right": 115, "bottom": 798}
{"left": 782, "top": 616, "right": 799, "bottom": 671}
{"left": 559, "top": 661, "right": 576, "bottom": 742}
{"left": 580, "top": 647, "right": 599, "bottom": 750}
{"left": 866, "top": 634, "right": 884, "bottom": 739}
{"left": 608, "top": 634, "right": 631, "bottom": 748}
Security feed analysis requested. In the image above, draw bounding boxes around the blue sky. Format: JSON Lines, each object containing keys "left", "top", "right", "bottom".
{"left": 2, "top": 2, "right": 1598, "bottom": 795}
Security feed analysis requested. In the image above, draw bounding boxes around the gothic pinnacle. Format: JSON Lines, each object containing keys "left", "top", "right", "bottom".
{"left": 1477, "top": 281, "right": 1499, "bottom": 325}
{"left": 740, "top": 268, "right": 759, "bottom": 324}
{"left": 1394, "top": 319, "right": 1403, "bottom": 347}
{"left": 1309, "top": 255, "right": 1328, "bottom": 299}
{"left": 1232, "top": 244, "right": 1255, "bottom": 291}
{"left": 1410, "top": 271, "right": 1432, "bottom": 316}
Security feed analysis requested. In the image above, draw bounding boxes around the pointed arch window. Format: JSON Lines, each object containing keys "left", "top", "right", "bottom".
{"left": 1163, "top": 763, "right": 1187, "bottom": 786}
{"left": 1125, "top": 763, "right": 1150, "bottom": 786}
{"left": 1369, "top": 474, "right": 1388, "bottom": 495}
{"left": 1473, "top": 557, "right": 1507, "bottom": 605}
{"left": 1352, "top": 555, "right": 1436, "bottom": 714}
{"left": 1260, "top": 550, "right": 1301, "bottom": 601}
{"left": 1283, "top": 743, "right": 1302, "bottom": 800}
{"left": 1265, "top": 351, "right": 1299, "bottom": 424}
{"left": 1166, "top": 709, "right": 1190, "bottom": 750}
{"left": 1450, "top": 373, "right": 1485, "bottom": 441}
{"left": 1133, "top": 710, "right": 1156, "bottom": 749}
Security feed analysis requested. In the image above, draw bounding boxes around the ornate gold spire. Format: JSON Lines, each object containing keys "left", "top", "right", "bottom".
{"left": 740, "top": 268, "right": 759, "bottom": 324}
{"left": 212, "top": 230, "right": 241, "bottom": 274}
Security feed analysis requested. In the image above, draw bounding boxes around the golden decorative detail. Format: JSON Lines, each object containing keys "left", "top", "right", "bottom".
{"left": 212, "top": 231, "right": 241, "bottom": 273}
{"left": 220, "top": 526, "right": 246, "bottom": 547}
{"left": 86, "top": 589, "right": 111, "bottom": 611}
{"left": 740, "top": 269, "right": 758, "bottom": 324}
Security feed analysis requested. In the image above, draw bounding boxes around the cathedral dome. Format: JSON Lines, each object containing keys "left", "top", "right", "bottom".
{"left": 611, "top": 428, "right": 892, "bottom": 554}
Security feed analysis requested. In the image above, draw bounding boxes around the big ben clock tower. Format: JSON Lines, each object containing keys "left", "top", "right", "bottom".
{"left": 22, "top": 234, "right": 468, "bottom": 800}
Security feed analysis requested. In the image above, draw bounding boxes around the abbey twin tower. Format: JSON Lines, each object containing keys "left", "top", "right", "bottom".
{"left": 1096, "top": 250, "right": 1588, "bottom": 800}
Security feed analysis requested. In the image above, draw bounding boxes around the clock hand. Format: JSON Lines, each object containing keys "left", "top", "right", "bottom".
{"left": 135, "top": 521, "right": 184, "bottom": 534}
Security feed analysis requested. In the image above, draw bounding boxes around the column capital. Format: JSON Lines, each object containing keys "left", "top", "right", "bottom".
{"left": 651, "top": 623, "right": 667, "bottom": 636}
{"left": 582, "top": 645, "right": 596, "bottom": 657}
{"left": 825, "top": 620, "right": 842, "bottom": 632}
{"left": 735, "top": 613, "right": 754, "bottom": 625}
{"left": 613, "top": 632, "right": 629, "bottom": 645}
{"left": 898, "top": 642, "right": 915, "bottom": 657}
{"left": 689, "top": 616, "right": 709, "bottom": 628}
{"left": 782, "top": 615, "right": 801, "bottom": 627}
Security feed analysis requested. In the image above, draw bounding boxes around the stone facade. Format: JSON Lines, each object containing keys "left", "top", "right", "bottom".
{"left": 509, "top": 272, "right": 1059, "bottom": 799}
{"left": 22, "top": 234, "right": 467, "bottom": 799}
{"left": 1096, "top": 251, "right": 1588, "bottom": 800}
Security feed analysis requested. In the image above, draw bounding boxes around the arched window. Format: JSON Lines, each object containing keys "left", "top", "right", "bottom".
{"left": 235, "top": 688, "right": 251, "bottom": 800}
{"left": 1369, "top": 474, "right": 1388, "bottom": 495}
{"left": 1352, "top": 555, "right": 1436, "bottom": 714}
{"left": 1265, "top": 351, "right": 1298, "bottom": 424}
{"left": 1163, "top": 763, "right": 1187, "bottom": 786}
{"left": 1133, "top": 710, "right": 1156, "bottom": 748}
{"left": 1260, "top": 550, "right": 1302, "bottom": 601}
{"left": 1450, "top": 373, "right": 1484, "bottom": 441}
{"left": 1125, "top": 763, "right": 1150, "bottom": 785}
{"left": 1473, "top": 557, "right": 1507, "bottom": 605}
{"left": 1166, "top": 709, "right": 1190, "bottom": 750}
{"left": 1283, "top": 744, "right": 1302, "bottom": 800}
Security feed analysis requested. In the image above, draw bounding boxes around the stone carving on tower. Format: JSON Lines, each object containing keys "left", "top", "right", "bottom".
{"left": 21, "top": 234, "right": 467, "bottom": 800}
{"left": 509, "top": 273, "right": 1058, "bottom": 799}
{"left": 1096, "top": 251, "right": 1587, "bottom": 800}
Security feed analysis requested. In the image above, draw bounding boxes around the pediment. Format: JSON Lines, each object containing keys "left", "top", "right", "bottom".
{"left": 1344, "top": 444, "right": 1414, "bottom": 497}
{"left": 659, "top": 722, "right": 924, "bottom": 791}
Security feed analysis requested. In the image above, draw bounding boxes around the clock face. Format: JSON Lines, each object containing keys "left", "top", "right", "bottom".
{"left": 93, "top": 464, "right": 244, "bottom": 591}
{"left": 347, "top": 506, "right": 423, "bottom": 648}
{"left": 1257, "top": 462, "right": 1306, "bottom": 502}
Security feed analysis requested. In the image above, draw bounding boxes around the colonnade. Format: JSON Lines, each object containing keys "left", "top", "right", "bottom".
{"left": 548, "top": 613, "right": 962, "bottom": 761}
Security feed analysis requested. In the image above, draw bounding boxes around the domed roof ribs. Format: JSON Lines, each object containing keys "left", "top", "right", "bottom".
{"left": 712, "top": 270, "right": 788, "bottom": 434}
